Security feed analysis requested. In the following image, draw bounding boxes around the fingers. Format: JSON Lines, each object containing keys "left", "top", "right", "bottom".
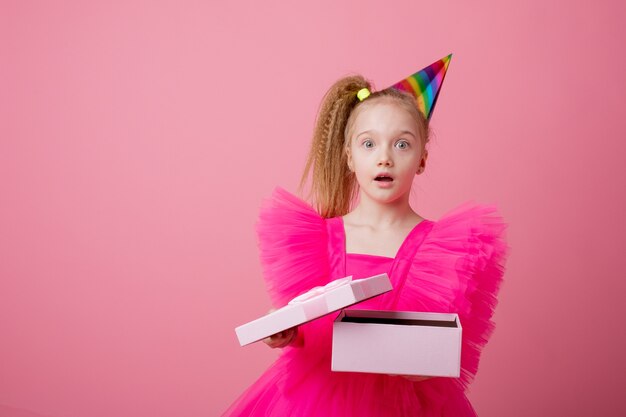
{"left": 276, "top": 328, "right": 297, "bottom": 347}
{"left": 401, "top": 375, "right": 432, "bottom": 382}
{"left": 262, "top": 327, "right": 298, "bottom": 349}
{"left": 388, "top": 374, "right": 433, "bottom": 382}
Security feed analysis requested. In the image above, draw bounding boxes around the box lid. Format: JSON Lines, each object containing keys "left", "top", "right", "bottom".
{"left": 235, "top": 273, "right": 392, "bottom": 346}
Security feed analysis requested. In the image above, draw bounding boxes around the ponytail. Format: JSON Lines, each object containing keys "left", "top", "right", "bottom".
{"left": 299, "top": 75, "right": 371, "bottom": 218}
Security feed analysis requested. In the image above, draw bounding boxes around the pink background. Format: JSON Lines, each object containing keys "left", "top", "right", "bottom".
{"left": 2, "top": 1, "right": 625, "bottom": 416}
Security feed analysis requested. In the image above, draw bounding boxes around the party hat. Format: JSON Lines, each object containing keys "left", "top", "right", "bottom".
{"left": 388, "top": 53, "right": 452, "bottom": 121}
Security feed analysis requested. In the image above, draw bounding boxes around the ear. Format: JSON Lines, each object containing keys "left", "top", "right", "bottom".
{"left": 417, "top": 149, "right": 428, "bottom": 174}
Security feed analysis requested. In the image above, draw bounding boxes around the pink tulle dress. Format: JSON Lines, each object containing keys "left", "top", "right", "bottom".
{"left": 222, "top": 187, "right": 509, "bottom": 416}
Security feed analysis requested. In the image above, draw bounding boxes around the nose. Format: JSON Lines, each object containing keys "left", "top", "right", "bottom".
{"left": 377, "top": 148, "right": 393, "bottom": 167}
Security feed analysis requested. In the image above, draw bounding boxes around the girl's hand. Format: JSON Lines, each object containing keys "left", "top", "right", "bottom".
{"left": 263, "top": 326, "right": 298, "bottom": 349}
{"left": 262, "top": 308, "right": 300, "bottom": 349}
{"left": 402, "top": 375, "right": 432, "bottom": 382}
{"left": 388, "top": 374, "right": 433, "bottom": 382}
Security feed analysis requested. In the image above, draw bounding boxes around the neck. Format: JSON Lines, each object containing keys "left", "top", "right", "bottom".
{"left": 349, "top": 189, "right": 417, "bottom": 228}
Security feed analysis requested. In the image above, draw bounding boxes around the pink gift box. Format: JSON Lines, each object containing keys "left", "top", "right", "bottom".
{"left": 331, "top": 309, "right": 462, "bottom": 377}
{"left": 235, "top": 274, "right": 392, "bottom": 346}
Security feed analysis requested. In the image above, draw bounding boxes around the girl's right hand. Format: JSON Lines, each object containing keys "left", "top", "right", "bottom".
{"left": 262, "top": 326, "right": 298, "bottom": 349}
{"left": 262, "top": 308, "right": 300, "bottom": 349}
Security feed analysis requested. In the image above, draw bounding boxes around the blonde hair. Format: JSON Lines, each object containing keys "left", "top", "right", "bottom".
{"left": 299, "top": 75, "right": 431, "bottom": 218}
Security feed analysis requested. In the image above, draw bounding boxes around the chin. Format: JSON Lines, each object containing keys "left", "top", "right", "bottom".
{"left": 363, "top": 189, "right": 405, "bottom": 204}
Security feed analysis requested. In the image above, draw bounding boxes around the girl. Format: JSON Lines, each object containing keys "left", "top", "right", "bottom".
{"left": 222, "top": 55, "right": 509, "bottom": 416}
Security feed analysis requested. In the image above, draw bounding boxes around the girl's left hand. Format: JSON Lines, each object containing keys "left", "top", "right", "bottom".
{"left": 388, "top": 374, "right": 433, "bottom": 382}
{"left": 402, "top": 375, "right": 432, "bottom": 382}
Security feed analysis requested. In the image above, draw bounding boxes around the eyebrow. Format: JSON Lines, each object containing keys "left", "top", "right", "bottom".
{"left": 356, "top": 130, "right": 417, "bottom": 139}
{"left": 398, "top": 130, "right": 417, "bottom": 139}
{"left": 355, "top": 130, "right": 373, "bottom": 138}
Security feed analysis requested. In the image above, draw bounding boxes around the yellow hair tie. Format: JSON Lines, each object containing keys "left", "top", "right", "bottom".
{"left": 357, "top": 88, "right": 371, "bottom": 101}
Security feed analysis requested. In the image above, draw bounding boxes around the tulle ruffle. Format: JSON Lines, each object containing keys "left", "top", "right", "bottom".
{"left": 255, "top": 187, "right": 331, "bottom": 308}
{"left": 396, "top": 201, "right": 510, "bottom": 392}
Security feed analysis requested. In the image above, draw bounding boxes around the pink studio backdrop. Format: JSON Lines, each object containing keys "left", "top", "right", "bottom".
{"left": 1, "top": 1, "right": 625, "bottom": 416}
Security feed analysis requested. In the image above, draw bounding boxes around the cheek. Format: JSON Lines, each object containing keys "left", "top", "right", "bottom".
{"left": 350, "top": 155, "right": 369, "bottom": 177}
{"left": 349, "top": 147, "right": 362, "bottom": 165}
{"left": 352, "top": 154, "right": 371, "bottom": 172}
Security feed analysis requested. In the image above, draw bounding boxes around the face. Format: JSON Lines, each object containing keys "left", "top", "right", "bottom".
{"left": 346, "top": 99, "right": 427, "bottom": 205}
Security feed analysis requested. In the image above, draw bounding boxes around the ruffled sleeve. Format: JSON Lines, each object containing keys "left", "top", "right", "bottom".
{"left": 399, "top": 201, "right": 510, "bottom": 392}
{"left": 255, "top": 186, "right": 331, "bottom": 308}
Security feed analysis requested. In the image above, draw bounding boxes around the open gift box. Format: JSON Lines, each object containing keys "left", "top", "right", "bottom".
{"left": 235, "top": 274, "right": 393, "bottom": 346}
{"left": 235, "top": 273, "right": 462, "bottom": 378}
{"left": 332, "top": 309, "right": 462, "bottom": 377}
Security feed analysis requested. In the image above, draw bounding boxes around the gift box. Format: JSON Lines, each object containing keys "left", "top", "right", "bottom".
{"left": 331, "top": 309, "right": 462, "bottom": 377}
{"left": 235, "top": 274, "right": 392, "bottom": 346}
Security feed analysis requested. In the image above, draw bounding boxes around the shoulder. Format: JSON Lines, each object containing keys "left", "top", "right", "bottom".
{"left": 416, "top": 200, "right": 509, "bottom": 285}
{"left": 424, "top": 200, "right": 509, "bottom": 248}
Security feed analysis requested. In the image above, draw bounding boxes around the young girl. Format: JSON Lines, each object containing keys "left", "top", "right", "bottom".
{"left": 222, "top": 55, "right": 509, "bottom": 416}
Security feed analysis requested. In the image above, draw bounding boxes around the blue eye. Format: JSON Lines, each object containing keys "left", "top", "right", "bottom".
{"left": 396, "top": 140, "right": 409, "bottom": 149}
{"left": 363, "top": 139, "right": 374, "bottom": 148}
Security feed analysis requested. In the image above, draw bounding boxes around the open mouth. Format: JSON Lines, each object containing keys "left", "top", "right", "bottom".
{"left": 374, "top": 175, "right": 394, "bottom": 182}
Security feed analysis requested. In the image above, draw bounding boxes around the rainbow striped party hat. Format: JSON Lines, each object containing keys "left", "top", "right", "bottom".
{"left": 388, "top": 53, "right": 452, "bottom": 121}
